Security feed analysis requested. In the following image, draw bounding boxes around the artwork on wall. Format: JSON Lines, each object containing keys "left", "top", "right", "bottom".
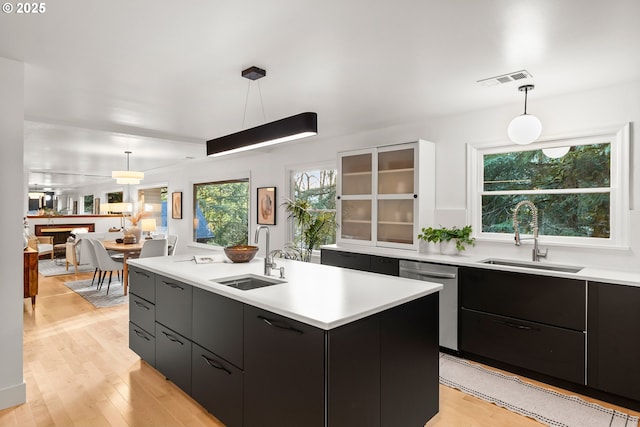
{"left": 172, "top": 192, "right": 182, "bottom": 219}
{"left": 257, "top": 187, "right": 276, "bottom": 225}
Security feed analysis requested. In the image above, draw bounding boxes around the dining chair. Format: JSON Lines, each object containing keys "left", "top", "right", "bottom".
{"left": 139, "top": 238, "right": 168, "bottom": 258}
{"left": 167, "top": 234, "right": 178, "bottom": 256}
{"left": 81, "top": 238, "right": 101, "bottom": 287}
{"left": 90, "top": 239, "right": 124, "bottom": 295}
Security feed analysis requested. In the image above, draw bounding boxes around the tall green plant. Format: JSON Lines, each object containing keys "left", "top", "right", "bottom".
{"left": 283, "top": 198, "right": 336, "bottom": 262}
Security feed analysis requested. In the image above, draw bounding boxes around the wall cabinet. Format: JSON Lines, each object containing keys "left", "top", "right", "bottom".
{"left": 337, "top": 140, "right": 435, "bottom": 250}
{"left": 588, "top": 281, "right": 640, "bottom": 402}
{"left": 459, "top": 267, "right": 586, "bottom": 384}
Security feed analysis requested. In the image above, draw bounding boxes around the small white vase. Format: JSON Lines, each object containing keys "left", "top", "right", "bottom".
{"left": 418, "top": 240, "right": 438, "bottom": 254}
{"left": 439, "top": 240, "right": 458, "bottom": 255}
{"left": 126, "top": 225, "right": 142, "bottom": 243}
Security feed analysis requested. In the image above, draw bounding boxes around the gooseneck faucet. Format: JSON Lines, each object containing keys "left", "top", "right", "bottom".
{"left": 513, "top": 200, "right": 548, "bottom": 262}
{"left": 254, "top": 225, "right": 276, "bottom": 276}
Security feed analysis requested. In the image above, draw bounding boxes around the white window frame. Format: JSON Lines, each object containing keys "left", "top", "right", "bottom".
{"left": 466, "top": 123, "right": 630, "bottom": 249}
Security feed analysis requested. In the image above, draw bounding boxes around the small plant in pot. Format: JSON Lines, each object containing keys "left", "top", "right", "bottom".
{"left": 418, "top": 225, "right": 475, "bottom": 254}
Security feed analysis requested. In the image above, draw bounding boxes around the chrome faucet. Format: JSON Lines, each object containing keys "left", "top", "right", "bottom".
{"left": 513, "top": 200, "right": 548, "bottom": 262}
{"left": 254, "top": 225, "right": 277, "bottom": 276}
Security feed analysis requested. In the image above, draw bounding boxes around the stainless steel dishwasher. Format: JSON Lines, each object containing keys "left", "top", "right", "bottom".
{"left": 399, "top": 260, "right": 458, "bottom": 351}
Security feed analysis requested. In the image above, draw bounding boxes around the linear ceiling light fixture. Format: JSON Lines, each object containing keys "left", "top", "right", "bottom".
{"left": 507, "top": 84, "right": 542, "bottom": 145}
{"left": 112, "top": 151, "right": 144, "bottom": 184}
{"left": 206, "top": 66, "right": 318, "bottom": 157}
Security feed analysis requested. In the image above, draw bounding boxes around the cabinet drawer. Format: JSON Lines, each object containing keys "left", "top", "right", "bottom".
{"left": 321, "top": 249, "right": 370, "bottom": 271}
{"left": 130, "top": 294, "right": 155, "bottom": 335}
{"left": 460, "top": 267, "right": 586, "bottom": 330}
{"left": 192, "top": 343, "right": 243, "bottom": 427}
{"left": 155, "top": 323, "right": 192, "bottom": 394}
{"left": 369, "top": 255, "right": 399, "bottom": 276}
{"left": 128, "top": 266, "right": 155, "bottom": 303}
{"left": 129, "top": 322, "right": 155, "bottom": 367}
{"left": 460, "top": 308, "right": 585, "bottom": 384}
{"left": 192, "top": 287, "right": 243, "bottom": 369}
{"left": 156, "top": 275, "right": 192, "bottom": 338}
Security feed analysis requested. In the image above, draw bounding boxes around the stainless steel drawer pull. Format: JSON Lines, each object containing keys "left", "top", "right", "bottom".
{"left": 201, "top": 355, "right": 231, "bottom": 375}
{"left": 134, "top": 300, "right": 150, "bottom": 310}
{"left": 163, "top": 281, "right": 184, "bottom": 290}
{"left": 258, "top": 315, "right": 304, "bottom": 335}
{"left": 134, "top": 329, "right": 150, "bottom": 341}
{"left": 162, "top": 331, "right": 184, "bottom": 345}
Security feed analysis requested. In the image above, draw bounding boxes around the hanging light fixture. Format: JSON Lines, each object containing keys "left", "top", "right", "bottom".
{"left": 112, "top": 151, "right": 144, "bottom": 184}
{"left": 206, "top": 66, "right": 318, "bottom": 157}
{"left": 507, "top": 84, "right": 542, "bottom": 145}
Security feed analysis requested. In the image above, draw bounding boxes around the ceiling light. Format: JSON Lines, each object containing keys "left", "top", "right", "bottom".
{"left": 508, "top": 84, "right": 542, "bottom": 145}
{"left": 206, "top": 66, "right": 318, "bottom": 157}
{"left": 542, "top": 146, "right": 570, "bottom": 158}
{"left": 112, "top": 151, "right": 144, "bottom": 184}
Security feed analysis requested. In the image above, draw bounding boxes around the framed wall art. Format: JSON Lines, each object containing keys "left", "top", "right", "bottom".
{"left": 172, "top": 191, "right": 182, "bottom": 219}
{"left": 257, "top": 187, "right": 276, "bottom": 225}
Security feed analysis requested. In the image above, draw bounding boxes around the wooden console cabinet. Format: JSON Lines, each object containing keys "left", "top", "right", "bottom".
{"left": 24, "top": 247, "right": 38, "bottom": 309}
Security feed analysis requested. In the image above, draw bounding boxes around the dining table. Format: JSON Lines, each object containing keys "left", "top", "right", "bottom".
{"left": 102, "top": 240, "right": 145, "bottom": 295}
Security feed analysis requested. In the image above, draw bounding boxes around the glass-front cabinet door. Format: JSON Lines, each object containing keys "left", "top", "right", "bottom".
{"left": 338, "top": 150, "right": 374, "bottom": 245}
{"left": 337, "top": 140, "right": 434, "bottom": 250}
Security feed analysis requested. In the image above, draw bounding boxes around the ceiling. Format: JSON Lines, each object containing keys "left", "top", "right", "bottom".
{"left": 2, "top": 0, "right": 639, "bottom": 194}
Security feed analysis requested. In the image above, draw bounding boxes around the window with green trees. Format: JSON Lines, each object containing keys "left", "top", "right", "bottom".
{"left": 290, "top": 168, "right": 337, "bottom": 251}
{"left": 470, "top": 124, "right": 629, "bottom": 247}
{"left": 84, "top": 195, "right": 94, "bottom": 214}
{"left": 194, "top": 179, "right": 249, "bottom": 247}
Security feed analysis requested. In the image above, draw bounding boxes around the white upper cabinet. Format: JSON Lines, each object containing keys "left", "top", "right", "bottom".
{"left": 337, "top": 140, "right": 435, "bottom": 250}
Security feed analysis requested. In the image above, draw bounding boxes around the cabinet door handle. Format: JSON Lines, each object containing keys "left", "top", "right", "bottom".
{"left": 134, "top": 329, "right": 150, "bottom": 341}
{"left": 162, "top": 331, "right": 184, "bottom": 345}
{"left": 495, "top": 320, "right": 536, "bottom": 331}
{"left": 258, "top": 315, "right": 304, "bottom": 335}
{"left": 162, "top": 281, "right": 184, "bottom": 290}
{"left": 201, "top": 354, "right": 231, "bottom": 375}
{"left": 134, "top": 270, "right": 150, "bottom": 278}
{"left": 134, "top": 300, "right": 150, "bottom": 310}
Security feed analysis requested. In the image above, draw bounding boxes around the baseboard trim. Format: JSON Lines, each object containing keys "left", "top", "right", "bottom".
{"left": 0, "top": 381, "right": 26, "bottom": 411}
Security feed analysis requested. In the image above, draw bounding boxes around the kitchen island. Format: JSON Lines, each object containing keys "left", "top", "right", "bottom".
{"left": 127, "top": 254, "right": 442, "bottom": 427}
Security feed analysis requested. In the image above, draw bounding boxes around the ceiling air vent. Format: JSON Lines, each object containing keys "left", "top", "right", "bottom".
{"left": 477, "top": 70, "right": 533, "bottom": 87}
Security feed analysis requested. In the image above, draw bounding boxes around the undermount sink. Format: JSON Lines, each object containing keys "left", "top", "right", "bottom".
{"left": 480, "top": 258, "right": 584, "bottom": 274}
{"left": 213, "top": 274, "right": 286, "bottom": 291}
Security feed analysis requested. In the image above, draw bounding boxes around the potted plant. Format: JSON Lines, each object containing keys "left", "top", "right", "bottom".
{"left": 418, "top": 225, "right": 475, "bottom": 254}
{"left": 283, "top": 198, "right": 337, "bottom": 262}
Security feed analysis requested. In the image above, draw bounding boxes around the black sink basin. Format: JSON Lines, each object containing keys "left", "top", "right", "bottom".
{"left": 480, "top": 258, "right": 583, "bottom": 273}
{"left": 213, "top": 274, "right": 286, "bottom": 291}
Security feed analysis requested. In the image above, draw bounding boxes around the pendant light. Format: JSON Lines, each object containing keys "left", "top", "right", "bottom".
{"left": 206, "top": 66, "right": 318, "bottom": 157}
{"left": 112, "top": 151, "right": 144, "bottom": 184}
{"left": 508, "top": 84, "right": 542, "bottom": 145}
{"left": 542, "top": 146, "right": 570, "bottom": 158}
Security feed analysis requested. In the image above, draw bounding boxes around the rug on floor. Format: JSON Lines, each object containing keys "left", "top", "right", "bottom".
{"left": 39, "top": 259, "right": 94, "bottom": 276}
{"left": 63, "top": 279, "right": 128, "bottom": 308}
{"left": 439, "top": 353, "right": 639, "bottom": 427}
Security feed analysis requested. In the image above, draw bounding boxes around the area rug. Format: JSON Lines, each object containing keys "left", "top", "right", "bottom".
{"left": 63, "top": 279, "right": 128, "bottom": 308}
{"left": 39, "top": 259, "right": 94, "bottom": 276}
{"left": 439, "top": 353, "right": 639, "bottom": 427}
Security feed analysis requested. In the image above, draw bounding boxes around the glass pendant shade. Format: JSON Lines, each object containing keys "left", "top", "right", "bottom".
{"left": 508, "top": 113, "right": 542, "bottom": 145}
{"left": 112, "top": 151, "right": 144, "bottom": 184}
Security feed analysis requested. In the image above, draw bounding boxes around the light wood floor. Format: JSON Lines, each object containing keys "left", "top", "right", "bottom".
{"left": 1, "top": 272, "right": 638, "bottom": 427}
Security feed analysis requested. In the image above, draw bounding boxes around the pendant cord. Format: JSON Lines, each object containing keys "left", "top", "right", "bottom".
{"left": 257, "top": 80, "right": 266, "bottom": 123}
{"left": 523, "top": 88, "right": 528, "bottom": 115}
{"left": 241, "top": 79, "right": 267, "bottom": 129}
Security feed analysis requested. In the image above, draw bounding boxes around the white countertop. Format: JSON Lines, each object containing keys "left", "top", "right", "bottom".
{"left": 127, "top": 255, "right": 442, "bottom": 330}
{"left": 323, "top": 244, "right": 640, "bottom": 287}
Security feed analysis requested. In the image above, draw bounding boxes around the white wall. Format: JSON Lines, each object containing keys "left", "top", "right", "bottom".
{"left": 0, "top": 57, "right": 26, "bottom": 410}
{"left": 73, "top": 81, "right": 639, "bottom": 271}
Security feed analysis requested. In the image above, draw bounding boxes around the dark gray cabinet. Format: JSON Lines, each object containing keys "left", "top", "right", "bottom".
{"left": 155, "top": 274, "right": 192, "bottom": 338}
{"left": 192, "top": 343, "right": 243, "bottom": 427}
{"left": 192, "top": 287, "right": 243, "bottom": 369}
{"left": 321, "top": 248, "right": 399, "bottom": 276}
{"left": 129, "top": 265, "right": 155, "bottom": 302}
{"left": 243, "top": 305, "right": 325, "bottom": 427}
{"left": 128, "top": 266, "right": 157, "bottom": 367}
{"left": 588, "top": 281, "right": 640, "bottom": 402}
{"left": 156, "top": 322, "right": 192, "bottom": 394}
{"left": 130, "top": 294, "right": 155, "bottom": 334}
{"left": 129, "top": 322, "right": 155, "bottom": 366}
{"left": 459, "top": 267, "right": 586, "bottom": 384}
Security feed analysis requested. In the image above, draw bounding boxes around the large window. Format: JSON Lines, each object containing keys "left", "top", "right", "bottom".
{"left": 194, "top": 179, "right": 249, "bottom": 247}
{"left": 468, "top": 124, "right": 629, "bottom": 248}
{"left": 84, "top": 195, "right": 94, "bottom": 214}
{"left": 290, "top": 168, "right": 337, "bottom": 253}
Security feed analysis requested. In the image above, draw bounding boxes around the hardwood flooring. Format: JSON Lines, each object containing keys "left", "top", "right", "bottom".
{"left": 1, "top": 272, "right": 638, "bottom": 427}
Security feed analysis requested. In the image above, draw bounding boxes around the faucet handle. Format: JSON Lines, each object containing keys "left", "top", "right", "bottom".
{"left": 278, "top": 266, "right": 285, "bottom": 279}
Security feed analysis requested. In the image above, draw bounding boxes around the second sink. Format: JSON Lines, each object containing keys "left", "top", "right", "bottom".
{"left": 480, "top": 258, "right": 583, "bottom": 273}
{"left": 213, "top": 274, "right": 286, "bottom": 291}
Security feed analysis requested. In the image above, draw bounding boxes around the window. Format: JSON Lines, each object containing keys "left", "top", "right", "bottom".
{"left": 138, "top": 187, "right": 168, "bottom": 236}
{"left": 468, "top": 124, "right": 629, "bottom": 248}
{"left": 194, "top": 179, "right": 249, "bottom": 247}
{"left": 84, "top": 195, "right": 94, "bottom": 214}
{"left": 290, "top": 168, "right": 337, "bottom": 254}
